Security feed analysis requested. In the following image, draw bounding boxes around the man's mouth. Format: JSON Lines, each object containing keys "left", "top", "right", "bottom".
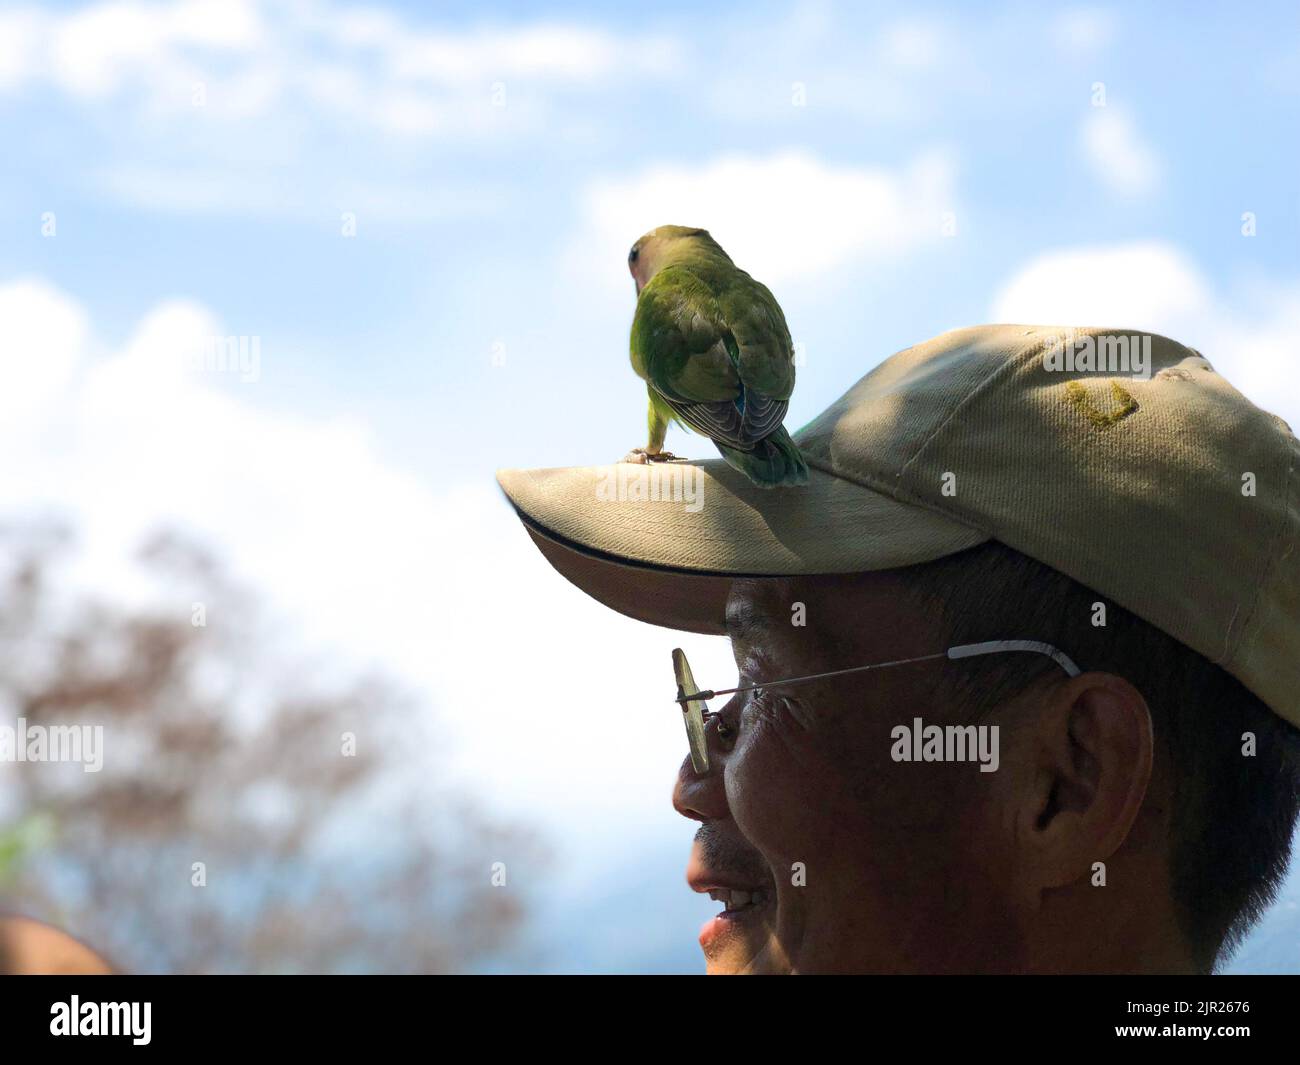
{"left": 692, "top": 878, "right": 775, "bottom": 951}
{"left": 686, "top": 827, "right": 777, "bottom": 959}
{"left": 705, "top": 887, "right": 769, "bottom": 914}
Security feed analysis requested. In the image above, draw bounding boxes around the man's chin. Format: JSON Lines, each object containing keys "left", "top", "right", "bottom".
{"left": 699, "top": 900, "right": 784, "bottom": 974}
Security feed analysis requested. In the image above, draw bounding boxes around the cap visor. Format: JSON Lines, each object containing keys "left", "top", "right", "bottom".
{"left": 497, "top": 459, "right": 987, "bottom": 634}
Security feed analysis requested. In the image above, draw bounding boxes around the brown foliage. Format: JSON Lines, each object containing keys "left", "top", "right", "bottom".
{"left": 0, "top": 520, "right": 545, "bottom": 973}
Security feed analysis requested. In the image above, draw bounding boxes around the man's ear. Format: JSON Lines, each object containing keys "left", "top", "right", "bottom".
{"left": 1017, "top": 672, "right": 1154, "bottom": 890}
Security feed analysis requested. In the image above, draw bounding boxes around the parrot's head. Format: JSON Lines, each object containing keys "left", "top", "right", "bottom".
{"left": 628, "top": 225, "right": 727, "bottom": 294}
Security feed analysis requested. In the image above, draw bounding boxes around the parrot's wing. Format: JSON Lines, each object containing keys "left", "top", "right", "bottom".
{"left": 633, "top": 268, "right": 749, "bottom": 448}
{"left": 717, "top": 273, "right": 797, "bottom": 404}
{"left": 633, "top": 267, "right": 789, "bottom": 450}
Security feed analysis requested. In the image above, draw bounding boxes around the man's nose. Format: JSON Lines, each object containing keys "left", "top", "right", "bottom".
{"left": 672, "top": 747, "right": 729, "bottom": 822}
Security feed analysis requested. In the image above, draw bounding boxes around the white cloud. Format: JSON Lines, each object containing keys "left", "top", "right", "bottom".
{"left": 991, "top": 241, "right": 1300, "bottom": 427}
{"left": 878, "top": 19, "right": 946, "bottom": 69}
{"left": 94, "top": 162, "right": 505, "bottom": 222}
{"left": 1079, "top": 106, "right": 1162, "bottom": 197}
{"left": 48, "top": 0, "right": 263, "bottom": 98}
{"left": 0, "top": 8, "right": 43, "bottom": 91}
{"left": 0, "top": 282, "right": 89, "bottom": 439}
{"left": 575, "top": 149, "right": 957, "bottom": 290}
{"left": 1054, "top": 9, "right": 1117, "bottom": 52}
{"left": 385, "top": 24, "right": 638, "bottom": 84}
{"left": 0, "top": 278, "right": 720, "bottom": 845}
{"left": 992, "top": 242, "right": 1209, "bottom": 328}
{"left": 0, "top": 1, "right": 683, "bottom": 221}
{"left": 2, "top": 0, "right": 679, "bottom": 134}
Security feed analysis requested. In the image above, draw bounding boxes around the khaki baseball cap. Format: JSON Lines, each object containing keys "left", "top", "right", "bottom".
{"left": 497, "top": 325, "right": 1300, "bottom": 727}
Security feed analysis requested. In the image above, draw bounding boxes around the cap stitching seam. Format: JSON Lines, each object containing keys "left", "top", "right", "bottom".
{"left": 802, "top": 337, "right": 1032, "bottom": 532}
{"left": 893, "top": 341, "right": 1031, "bottom": 489}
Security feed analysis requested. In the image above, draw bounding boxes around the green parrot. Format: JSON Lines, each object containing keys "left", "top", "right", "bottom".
{"left": 624, "top": 225, "right": 809, "bottom": 488}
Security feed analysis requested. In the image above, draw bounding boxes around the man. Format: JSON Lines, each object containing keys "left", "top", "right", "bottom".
{"left": 498, "top": 325, "right": 1300, "bottom": 974}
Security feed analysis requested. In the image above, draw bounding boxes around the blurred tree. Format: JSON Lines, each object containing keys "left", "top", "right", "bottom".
{"left": 0, "top": 520, "right": 544, "bottom": 973}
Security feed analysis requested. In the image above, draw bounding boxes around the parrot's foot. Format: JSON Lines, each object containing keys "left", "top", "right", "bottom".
{"left": 622, "top": 448, "right": 681, "bottom": 464}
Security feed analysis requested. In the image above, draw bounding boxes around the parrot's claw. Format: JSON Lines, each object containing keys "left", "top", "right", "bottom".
{"left": 622, "top": 448, "right": 680, "bottom": 464}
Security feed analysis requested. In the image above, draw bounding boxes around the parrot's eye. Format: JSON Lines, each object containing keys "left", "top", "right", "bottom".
{"left": 628, "top": 247, "right": 639, "bottom": 264}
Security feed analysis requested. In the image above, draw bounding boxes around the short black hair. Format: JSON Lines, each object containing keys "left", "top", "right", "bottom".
{"left": 897, "top": 541, "right": 1300, "bottom": 972}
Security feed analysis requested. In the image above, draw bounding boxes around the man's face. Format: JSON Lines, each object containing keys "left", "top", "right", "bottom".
{"left": 673, "top": 573, "right": 1024, "bottom": 974}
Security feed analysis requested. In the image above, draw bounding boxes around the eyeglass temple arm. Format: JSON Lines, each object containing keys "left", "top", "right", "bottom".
{"left": 946, "top": 640, "right": 1081, "bottom": 678}
{"left": 678, "top": 640, "right": 1081, "bottom": 703}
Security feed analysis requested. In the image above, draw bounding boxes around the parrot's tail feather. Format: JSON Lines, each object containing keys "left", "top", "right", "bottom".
{"left": 714, "top": 427, "right": 809, "bottom": 488}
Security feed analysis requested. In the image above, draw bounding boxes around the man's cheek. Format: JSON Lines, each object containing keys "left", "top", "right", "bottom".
{"left": 754, "top": 700, "right": 871, "bottom": 804}
{"left": 725, "top": 732, "right": 824, "bottom": 861}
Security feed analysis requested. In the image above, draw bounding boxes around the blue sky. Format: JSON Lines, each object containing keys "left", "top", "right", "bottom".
{"left": 1, "top": 0, "right": 1298, "bottom": 972}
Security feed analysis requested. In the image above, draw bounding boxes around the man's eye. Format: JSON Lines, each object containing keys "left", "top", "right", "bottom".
{"left": 710, "top": 696, "right": 743, "bottom": 741}
{"left": 742, "top": 687, "right": 787, "bottom": 724}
